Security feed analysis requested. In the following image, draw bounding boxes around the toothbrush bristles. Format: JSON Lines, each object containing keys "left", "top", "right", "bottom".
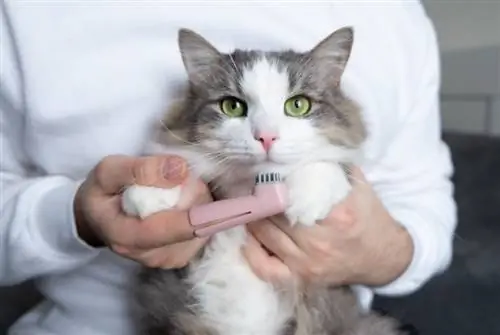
{"left": 255, "top": 172, "right": 281, "bottom": 184}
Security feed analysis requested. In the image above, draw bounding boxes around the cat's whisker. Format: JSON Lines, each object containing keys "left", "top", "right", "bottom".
{"left": 345, "top": 175, "right": 369, "bottom": 188}
{"left": 158, "top": 120, "right": 203, "bottom": 148}
{"left": 155, "top": 122, "right": 254, "bottom": 163}
{"left": 221, "top": 152, "right": 254, "bottom": 157}
{"left": 188, "top": 155, "right": 230, "bottom": 171}
{"left": 203, "top": 164, "right": 236, "bottom": 193}
{"left": 226, "top": 53, "right": 243, "bottom": 79}
{"left": 149, "top": 151, "right": 227, "bottom": 182}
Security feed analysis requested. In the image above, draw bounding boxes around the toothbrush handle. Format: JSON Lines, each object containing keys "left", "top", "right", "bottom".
{"left": 188, "top": 184, "right": 288, "bottom": 237}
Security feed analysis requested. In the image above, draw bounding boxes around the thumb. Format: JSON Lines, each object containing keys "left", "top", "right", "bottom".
{"left": 134, "top": 155, "right": 188, "bottom": 188}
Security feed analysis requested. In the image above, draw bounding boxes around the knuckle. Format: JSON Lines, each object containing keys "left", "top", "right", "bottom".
{"left": 110, "top": 243, "right": 131, "bottom": 256}
{"left": 154, "top": 257, "right": 189, "bottom": 270}
{"left": 94, "top": 155, "right": 117, "bottom": 184}
{"left": 312, "top": 240, "right": 332, "bottom": 256}
{"left": 132, "top": 157, "right": 153, "bottom": 185}
{"left": 253, "top": 267, "right": 268, "bottom": 281}
{"left": 172, "top": 258, "right": 190, "bottom": 269}
{"left": 248, "top": 220, "right": 268, "bottom": 235}
{"left": 143, "top": 257, "right": 163, "bottom": 269}
{"left": 245, "top": 258, "right": 267, "bottom": 280}
{"left": 305, "top": 263, "right": 324, "bottom": 279}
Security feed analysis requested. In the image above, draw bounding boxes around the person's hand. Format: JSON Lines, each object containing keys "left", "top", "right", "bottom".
{"left": 243, "top": 167, "right": 413, "bottom": 287}
{"left": 73, "top": 155, "right": 212, "bottom": 269}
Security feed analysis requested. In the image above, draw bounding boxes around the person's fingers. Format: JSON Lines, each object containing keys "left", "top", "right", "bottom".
{"left": 94, "top": 155, "right": 188, "bottom": 195}
{"left": 134, "top": 155, "right": 188, "bottom": 187}
{"left": 347, "top": 165, "right": 366, "bottom": 185}
{"left": 243, "top": 234, "right": 292, "bottom": 284}
{"left": 267, "top": 215, "right": 297, "bottom": 237}
{"left": 99, "top": 196, "right": 195, "bottom": 249}
{"left": 247, "top": 220, "right": 304, "bottom": 265}
{"left": 268, "top": 215, "right": 337, "bottom": 252}
{"left": 323, "top": 204, "right": 356, "bottom": 232}
{"left": 96, "top": 178, "right": 212, "bottom": 251}
{"left": 320, "top": 165, "right": 368, "bottom": 232}
{"left": 133, "top": 237, "right": 208, "bottom": 269}
{"left": 92, "top": 155, "right": 135, "bottom": 194}
{"left": 130, "top": 209, "right": 196, "bottom": 248}
{"left": 175, "top": 178, "right": 213, "bottom": 210}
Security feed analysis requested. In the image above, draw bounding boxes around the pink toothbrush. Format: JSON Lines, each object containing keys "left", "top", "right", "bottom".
{"left": 188, "top": 172, "right": 288, "bottom": 237}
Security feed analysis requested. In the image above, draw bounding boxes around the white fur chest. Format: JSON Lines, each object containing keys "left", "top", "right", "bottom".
{"left": 188, "top": 226, "right": 293, "bottom": 335}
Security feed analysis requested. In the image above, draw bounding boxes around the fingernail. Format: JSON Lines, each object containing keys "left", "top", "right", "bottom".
{"left": 162, "top": 156, "right": 187, "bottom": 182}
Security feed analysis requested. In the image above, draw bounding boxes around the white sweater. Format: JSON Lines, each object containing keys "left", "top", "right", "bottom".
{"left": 1, "top": 1, "right": 456, "bottom": 334}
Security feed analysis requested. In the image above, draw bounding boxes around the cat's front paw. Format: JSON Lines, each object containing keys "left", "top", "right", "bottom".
{"left": 285, "top": 163, "right": 351, "bottom": 227}
{"left": 121, "top": 185, "right": 182, "bottom": 219}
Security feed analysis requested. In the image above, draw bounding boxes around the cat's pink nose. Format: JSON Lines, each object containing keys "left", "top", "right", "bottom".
{"left": 254, "top": 132, "right": 279, "bottom": 152}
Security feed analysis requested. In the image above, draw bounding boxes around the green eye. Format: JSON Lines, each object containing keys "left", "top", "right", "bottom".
{"left": 284, "top": 95, "right": 312, "bottom": 117}
{"left": 220, "top": 97, "right": 247, "bottom": 117}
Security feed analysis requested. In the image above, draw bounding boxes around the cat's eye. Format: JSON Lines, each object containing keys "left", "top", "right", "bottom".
{"left": 220, "top": 97, "right": 247, "bottom": 117}
{"left": 284, "top": 95, "right": 312, "bottom": 117}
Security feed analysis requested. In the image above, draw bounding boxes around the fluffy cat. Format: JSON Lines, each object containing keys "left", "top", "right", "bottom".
{"left": 123, "top": 27, "right": 405, "bottom": 335}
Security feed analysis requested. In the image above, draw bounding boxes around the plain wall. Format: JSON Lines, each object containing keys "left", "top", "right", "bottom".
{"left": 422, "top": 0, "right": 500, "bottom": 135}
{"left": 423, "top": 0, "right": 500, "bottom": 52}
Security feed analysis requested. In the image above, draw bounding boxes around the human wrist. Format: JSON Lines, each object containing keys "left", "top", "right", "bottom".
{"left": 375, "top": 222, "right": 414, "bottom": 286}
{"left": 354, "top": 219, "right": 414, "bottom": 287}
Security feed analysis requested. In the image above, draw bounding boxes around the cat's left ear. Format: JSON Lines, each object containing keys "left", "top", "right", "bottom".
{"left": 308, "top": 27, "right": 354, "bottom": 86}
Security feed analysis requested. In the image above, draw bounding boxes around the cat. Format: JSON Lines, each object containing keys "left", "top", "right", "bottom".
{"left": 123, "top": 27, "right": 405, "bottom": 335}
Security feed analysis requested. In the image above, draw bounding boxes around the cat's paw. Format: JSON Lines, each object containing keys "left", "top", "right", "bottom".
{"left": 121, "top": 185, "right": 182, "bottom": 219}
{"left": 285, "top": 163, "right": 351, "bottom": 227}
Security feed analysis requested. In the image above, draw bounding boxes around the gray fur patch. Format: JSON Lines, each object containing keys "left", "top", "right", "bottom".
{"left": 135, "top": 268, "right": 404, "bottom": 335}
{"left": 289, "top": 286, "right": 403, "bottom": 335}
{"left": 134, "top": 267, "right": 217, "bottom": 335}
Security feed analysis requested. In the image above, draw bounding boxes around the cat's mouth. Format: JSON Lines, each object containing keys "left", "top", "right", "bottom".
{"left": 262, "top": 153, "right": 295, "bottom": 165}
{"left": 216, "top": 150, "right": 297, "bottom": 175}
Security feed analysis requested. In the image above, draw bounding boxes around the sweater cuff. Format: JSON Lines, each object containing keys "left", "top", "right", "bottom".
{"left": 372, "top": 210, "right": 449, "bottom": 296}
{"left": 32, "top": 178, "right": 100, "bottom": 260}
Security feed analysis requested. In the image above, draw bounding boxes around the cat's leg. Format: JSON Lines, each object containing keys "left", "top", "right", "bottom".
{"left": 188, "top": 226, "right": 294, "bottom": 335}
{"left": 284, "top": 163, "right": 369, "bottom": 335}
{"left": 285, "top": 162, "right": 350, "bottom": 227}
{"left": 290, "top": 286, "right": 404, "bottom": 335}
{"left": 121, "top": 184, "right": 182, "bottom": 219}
{"left": 289, "top": 286, "right": 359, "bottom": 335}
{"left": 290, "top": 285, "right": 404, "bottom": 335}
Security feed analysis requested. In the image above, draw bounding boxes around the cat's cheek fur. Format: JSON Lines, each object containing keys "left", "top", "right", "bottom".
{"left": 121, "top": 185, "right": 182, "bottom": 219}
{"left": 285, "top": 162, "right": 351, "bottom": 227}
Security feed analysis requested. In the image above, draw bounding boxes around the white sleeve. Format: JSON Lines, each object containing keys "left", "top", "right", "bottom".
{"left": 0, "top": 4, "right": 100, "bottom": 285}
{"left": 368, "top": 14, "right": 457, "bottom": 296}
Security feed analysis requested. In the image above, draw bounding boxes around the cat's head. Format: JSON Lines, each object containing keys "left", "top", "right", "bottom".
{"left": 160, "top": 28, "right": 366, "bottom": 179}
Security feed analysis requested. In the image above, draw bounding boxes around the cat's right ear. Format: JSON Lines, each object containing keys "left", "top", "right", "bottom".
{"left": 178, "top": 29, "right": 222, "bottom": 87}
{"left": 308, "top": 27, "right": 354, "bottom": 87}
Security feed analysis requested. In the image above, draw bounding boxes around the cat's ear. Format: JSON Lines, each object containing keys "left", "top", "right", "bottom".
{"left": 178, "top": 29, "right": 222, "bottom": 86}
{"left": 308, "top": 27, "right": 354, "bottom": 86}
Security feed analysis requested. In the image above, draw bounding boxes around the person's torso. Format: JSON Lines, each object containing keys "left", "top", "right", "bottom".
{"left": 6, "top": 2, "right": 427, "bottom": 334}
